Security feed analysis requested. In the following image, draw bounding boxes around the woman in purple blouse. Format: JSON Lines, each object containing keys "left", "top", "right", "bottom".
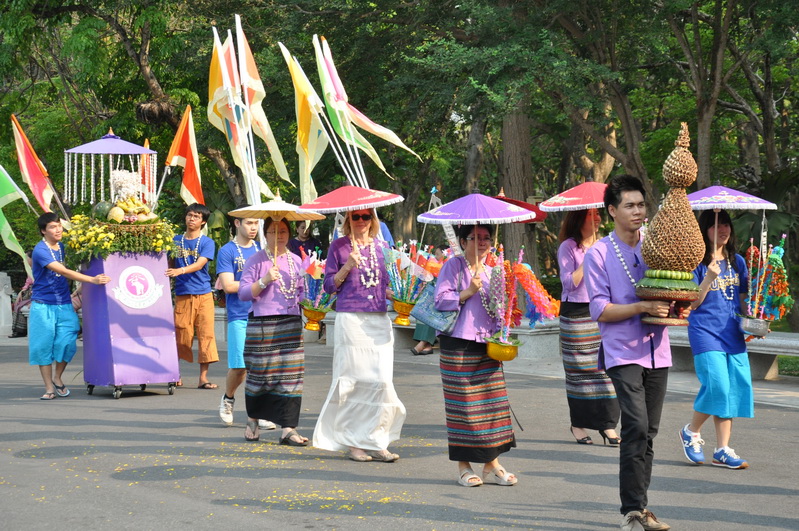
{"left": 312, "top": 208, "right": 406, "bottom": 463}
{"left": 557, "top": 208, "right": 620, "bottom": 446}
{"left": 238, "top": 218, "right": 308, "bottom": 446}
{"left": 434, "top": 224, "right": 517, "bottom": 488}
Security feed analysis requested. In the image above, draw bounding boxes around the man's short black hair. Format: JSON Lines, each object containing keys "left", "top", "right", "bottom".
{"left": 186, "top": 203, "right": 211, "bottom": 224}
{"left": 37, "top": 212, "right": 60, "bottom": 234}
{"left": 604, "top": 175, "right": 646, "bottom": 212}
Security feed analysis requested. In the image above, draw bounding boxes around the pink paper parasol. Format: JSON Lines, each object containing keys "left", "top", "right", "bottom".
{"left": 539, "top": 181, "right": 607, "bottom": 212}
{"left": 299, "top": 185, "right": 404, "bottom": 213}
{"left": 494, "top": 189, "right": 546, "bottom": 223}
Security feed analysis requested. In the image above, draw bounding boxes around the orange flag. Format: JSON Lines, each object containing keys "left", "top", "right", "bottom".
{"left": 166, "top": 106, "right": 204, "bottom": 205}
{"left": 10, "top": 114, "right": 54, "bottom": 212}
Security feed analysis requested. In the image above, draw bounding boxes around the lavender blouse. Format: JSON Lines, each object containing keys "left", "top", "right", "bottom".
{"left": 434, "top": 256, "right": 497, "bottom": 343}
{"left": 584, "top": 234, "right": 671, "bottom": 370}
{"left": 323, "top": 236, "right": 389, "bottom": 313}
{"left": 238, "top": 250, "right": 304, "bottom": 316}
{"left": 558, "top": 238, "right": 589, "bottom": 303}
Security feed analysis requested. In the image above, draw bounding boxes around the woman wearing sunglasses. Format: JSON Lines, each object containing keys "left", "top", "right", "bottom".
{"left": 313, "top": 208, "right": 406, "bottom": 462}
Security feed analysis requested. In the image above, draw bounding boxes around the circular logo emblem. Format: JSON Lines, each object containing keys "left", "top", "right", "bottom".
{"left": 112, "top": 266, "right": 163, "bottom": 309}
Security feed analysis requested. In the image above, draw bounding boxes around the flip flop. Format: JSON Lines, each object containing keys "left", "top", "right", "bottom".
{"left": 244, "top": 419, "right": 260, "bottom": 442}
{"left": 279, "top": 429, "right": 309, "bottom": 447}
{"left": 53, "top": 382, "right": 70, "bottom": 397}
{"left": 40, "top": 392, "right": 56, "bottom": 400}
{"left": 368, "top": 450, "right": 399, "bottom": 462}
{"left": 458, "top": 468, "right": 483, "bottom": 487}
{"left": 348, "top": 449, "right": 372, "bottom": 462}
{"left": 197, "top": 382, "right": 218, "bottom": 389}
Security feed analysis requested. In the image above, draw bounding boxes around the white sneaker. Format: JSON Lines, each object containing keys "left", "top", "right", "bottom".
{"left": 219, "top": 396, "right": 234, "bottom": 426}
{"left": 258, "top": 419, "right": 277, "bottom": 430}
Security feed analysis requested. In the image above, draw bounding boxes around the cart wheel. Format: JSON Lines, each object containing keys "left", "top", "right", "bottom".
{"left": 113, "top": 387, "right": 122, "bottom": 399}
{"left": 168, "top": 384, "right": 175, "bottom": 395}
{"left": 140, "top": 384, "right": 147, "bottom": 391}
{"left": 87, "top": 385, "right": 94, "bottom": 395}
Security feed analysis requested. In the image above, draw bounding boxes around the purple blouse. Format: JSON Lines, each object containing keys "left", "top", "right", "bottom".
{"left": 238, "top": 250, "right": 304, "bottom": 316}
{"left": 558, "top": 238, "right": 589, "bottom": 303}
{"left": 323, "top": 236, "right": 389, "bottom": 313}
{"left": 434, "top": 256, "right": 497, "bottom": 343}
{"left": 584, "top": 233, "right": 671, "bottom": 370}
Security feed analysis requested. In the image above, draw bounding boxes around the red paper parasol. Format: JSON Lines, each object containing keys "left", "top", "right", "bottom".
{"left": 539, "top": 181, "right": 607, "bottom": 212}
{"left": 494, "top": 189, "right": 547, "bottom": 223}
{"left": 299, "top": 185, "right": 404, "bottom": 213}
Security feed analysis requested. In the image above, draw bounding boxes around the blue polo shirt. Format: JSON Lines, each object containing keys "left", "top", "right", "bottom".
{"left": 31, "top": 240, "right": 71, "bottom": 305}
{"left": 217, "top": 240, "right": 261, "bottom": 322}
{"left": 172, "top": 234, "right": 215, "bottom": 295}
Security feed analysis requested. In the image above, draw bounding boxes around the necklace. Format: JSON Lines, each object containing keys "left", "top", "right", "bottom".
{"left": 468, "top": 260, "right": 495, "bottom": 317}
{"left": 180, "top": 233, "right": 202, "bottom": 266}
{"left": 44, "top": 239, "right": 63, "bottom": 277}
{"left": 355, "top": 239, "right": 380, "bottom": 288}
{"left": 714, "top": 259, "right": 737, "bottom": 301}
{"left": 265, "top": 248, "right": 298, "bottom": 296}
{"left": 233, "top": 239, "right": 260, "bottom": 273}
{"left": 608, "top": 232, "right": 637, "bottom": 286}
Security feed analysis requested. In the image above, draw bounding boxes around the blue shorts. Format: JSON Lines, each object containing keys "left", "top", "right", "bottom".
{"left": 28, "top": 302, "right": 80, "bottom": 366}
{"left": 227, "top": 319, "right": 247, "bottom": 369}
{"left": 693, "top": 350, "right": 754, "bottom": 419}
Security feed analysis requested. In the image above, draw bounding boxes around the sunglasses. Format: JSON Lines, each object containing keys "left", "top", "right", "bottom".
{"left": 351, "top": 214, "right": 373, "bottom": 221}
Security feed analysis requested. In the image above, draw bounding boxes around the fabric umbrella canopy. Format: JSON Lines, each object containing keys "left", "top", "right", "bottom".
{"left": 416, "top": 192, "right": 538, "bottom": 225}
{"left": 539, "top": 181, "right": 607, "bottom": 212}
{"left": 299, "top": 185, "right": 403, "bottom": 213}
{"left": 494, "top": 189, "right": 546, "bottom": 223}
{"left": 65, "top": 130, "right": 156, "bottom": 155}
{"left": 687, "top": 185, "right": 777, "bottom": 211}
{"left": 229, "top": 196, "right": 325, "bottom": 221}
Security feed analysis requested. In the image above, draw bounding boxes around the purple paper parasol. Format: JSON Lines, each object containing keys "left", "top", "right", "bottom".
{"left": 416, "top": 192, "right": 537, "bottom": 225}
{"left": 687, "top": 185, "right": 777, "bottom": 211}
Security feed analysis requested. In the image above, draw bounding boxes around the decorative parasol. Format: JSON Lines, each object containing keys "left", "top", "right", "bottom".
{"left": 416, "top": 192, "right": 537, "bottom": 225}
{"left": 298, "top": 185, "right": 403, "bottom": 213}
{"left": 494, "top": 188, "right": 546, "bottom": 223}
{"left": 64, "top": 129, "right": 158, "bottom": 205}
{"left": 687, "top": 185, "right": 777, "bottom": 211}
{"left": 539, "top": 181, "right": 607, "bottom": 212}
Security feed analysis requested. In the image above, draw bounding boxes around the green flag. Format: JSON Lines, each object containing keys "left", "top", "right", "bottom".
{"left": 0, "top": 164, "right": 32, "bottom": 278}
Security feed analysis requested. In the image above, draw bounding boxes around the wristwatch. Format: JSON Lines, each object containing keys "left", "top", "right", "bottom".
{"left": 258, "top": 278, "right": 267, "bottom": 289}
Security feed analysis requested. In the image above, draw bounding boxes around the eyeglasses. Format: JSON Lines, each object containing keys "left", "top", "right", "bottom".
{"left": 465, "top": 236, "right": 492, "bottom": 242}
{"left": 351, "top": 214, "right": 372, "bottom": 221}
{"left": 186, "top": 213, "right": 204, "bottom": 220}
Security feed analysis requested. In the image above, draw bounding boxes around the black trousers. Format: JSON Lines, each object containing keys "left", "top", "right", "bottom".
{"left": 606, "top": 364, "right": 669, "bottom": 515}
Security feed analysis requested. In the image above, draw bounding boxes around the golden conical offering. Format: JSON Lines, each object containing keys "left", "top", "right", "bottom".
{"left": 637, "top": 122, "right": 704, "bottom": 325}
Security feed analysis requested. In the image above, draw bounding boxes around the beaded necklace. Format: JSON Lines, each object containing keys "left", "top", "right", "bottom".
{"left": 233, "top": 239, "right": 260, "bottom": 274}
{"left": 180, "top": 233, "right": 202, "bottom": 266}
{"left": 44, "top": 239, "right": 63, "bottom": 277}
{"left": 608, "top": 232, "right": 638, "bottom": 286}
{"left": 713, "top": 259, "right": 737, "bottom": 301}
{"left": 468, "top": 259, "right": 494, "bottom": 317}
{"left": 354, "top": 238, "right": 380, "bottom": 288}
{"left": 265, "top": 248, "right": 298, "bottom": 296}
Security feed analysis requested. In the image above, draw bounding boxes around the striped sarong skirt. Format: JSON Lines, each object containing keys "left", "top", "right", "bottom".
{"left": 439, "top": 335, "right": 516, "bottom": 463}
{"left": 243, "top": 314, "right": 304, "bottom": 427}
{"left": 560, "top": 302, "right": 619, "bottom": 430}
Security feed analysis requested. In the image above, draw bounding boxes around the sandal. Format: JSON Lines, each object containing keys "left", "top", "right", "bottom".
{"left": 482, "top": 466, "right": 517, "bottom": 486}
{"left": 368, "top": 450, "right": 399, "bottom": 462}
{"left": 197, "top": 381, "right": 218, "bottom": 389}
{"left": 279, "top": 429, "right": 309, "bottom": 447}
{"left": 458, "top": 468, "right": 483, "bottom": 487}
{"left": 348, "top": 449, "right": 372, "bottom": 462}
{"left": 40, "top": 392, "right": 56, "bottom": 400}
{"left": 53, "top": 382, "right": 70, "bottom": 397}
{"left": 244, "top": 419, "right": 260, "bottom": 442}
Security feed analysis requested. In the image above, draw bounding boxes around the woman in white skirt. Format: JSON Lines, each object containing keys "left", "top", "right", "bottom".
{"left": 313, "top": 208, "right": 406, "bottom": 462}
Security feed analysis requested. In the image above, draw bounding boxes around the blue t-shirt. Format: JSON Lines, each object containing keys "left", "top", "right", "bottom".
{"left": 687, "top": 254, "right": 749, "bottom": 355}
{"left": 217, "top": 240, "right": 261, "bottom": 322}
{"left": 31, "top": 240, "right": 71, "bottom": 305}
{"left": 172, "top": 234, "right": 215, "bottom": 295}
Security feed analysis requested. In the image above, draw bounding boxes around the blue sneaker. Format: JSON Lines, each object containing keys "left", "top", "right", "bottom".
{"left": 679, "top": 424, "right": 705, "bottom": 464}
{"left": 712, "top": 447, "right": 749, "bottom": 469}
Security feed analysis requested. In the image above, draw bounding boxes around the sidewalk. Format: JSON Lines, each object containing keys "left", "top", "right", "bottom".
{"left": 1, "top": 336, "right": 798, "bottom": 530}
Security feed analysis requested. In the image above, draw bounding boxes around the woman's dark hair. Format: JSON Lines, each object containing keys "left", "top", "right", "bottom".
{"left": 186, "top": 202, "right": 211, "bottom": 223}
{"left": 263, "top": 218, "right": 290, "bottom": 234}
{"left": 456, "top": 224, "right": 495, "bottom": 250}
{"left": 37, "top": 212, "right": 60, "bottom": 234}
{"left": 698, "top": 209, "right": 739, "bottom": 272}
{"left": 604, "top": 175, "right": 646, "bottom": 212}
{"left": 558, "top": 210, "right": 590, "bottom": 245}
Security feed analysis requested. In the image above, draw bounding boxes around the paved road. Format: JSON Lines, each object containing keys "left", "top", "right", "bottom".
{"left": 2, "top": 337, "right": 798, "bottom": 530}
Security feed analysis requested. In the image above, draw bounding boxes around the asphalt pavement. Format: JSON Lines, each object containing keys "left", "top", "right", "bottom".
{"left": 2, "top": 335, "right": 798, "bottom": 530}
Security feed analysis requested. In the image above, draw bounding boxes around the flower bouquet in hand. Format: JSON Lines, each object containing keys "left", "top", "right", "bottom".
{"left": 299, "top": 250, "right": 336, "bottom": 331}
{"left": 486, "top": 245, "right": 522, "bottom": 360}
{"left": 743, "top": 234, "right": 794, "bottom": 339}
{"left": 384, "top": 242, "right": 434, "bottom": 325}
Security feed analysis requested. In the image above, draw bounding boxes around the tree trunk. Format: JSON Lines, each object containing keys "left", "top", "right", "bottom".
{"left": 500, "top": 101, "right": 535, "bottom": 267}
{"left": 204, "top": 147, "right": 246, "bottom": 206}
{"left": 695, "top": 107, "right": 714, "bottom": 189}
{"left": 464, "top": 115, "right": 486, "bottom": 193}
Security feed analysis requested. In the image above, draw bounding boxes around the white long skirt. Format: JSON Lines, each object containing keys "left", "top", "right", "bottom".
{"left": 313, "top": 312, "right": 406, "bottom": 452}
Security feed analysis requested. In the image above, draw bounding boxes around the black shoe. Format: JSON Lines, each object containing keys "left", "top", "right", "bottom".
{"left": 570, "top": 426, "right": 593, "bottom": 445}
{"left": 600, "top": 429, "right": 621, "bottom": 447}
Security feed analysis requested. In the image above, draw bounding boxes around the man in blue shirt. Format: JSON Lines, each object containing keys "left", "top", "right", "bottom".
{"left": 165, "top": 203, "right": 218, "bottom": 389}
{"left": 215, "top": 214, "right": 275, "bottom": 430}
